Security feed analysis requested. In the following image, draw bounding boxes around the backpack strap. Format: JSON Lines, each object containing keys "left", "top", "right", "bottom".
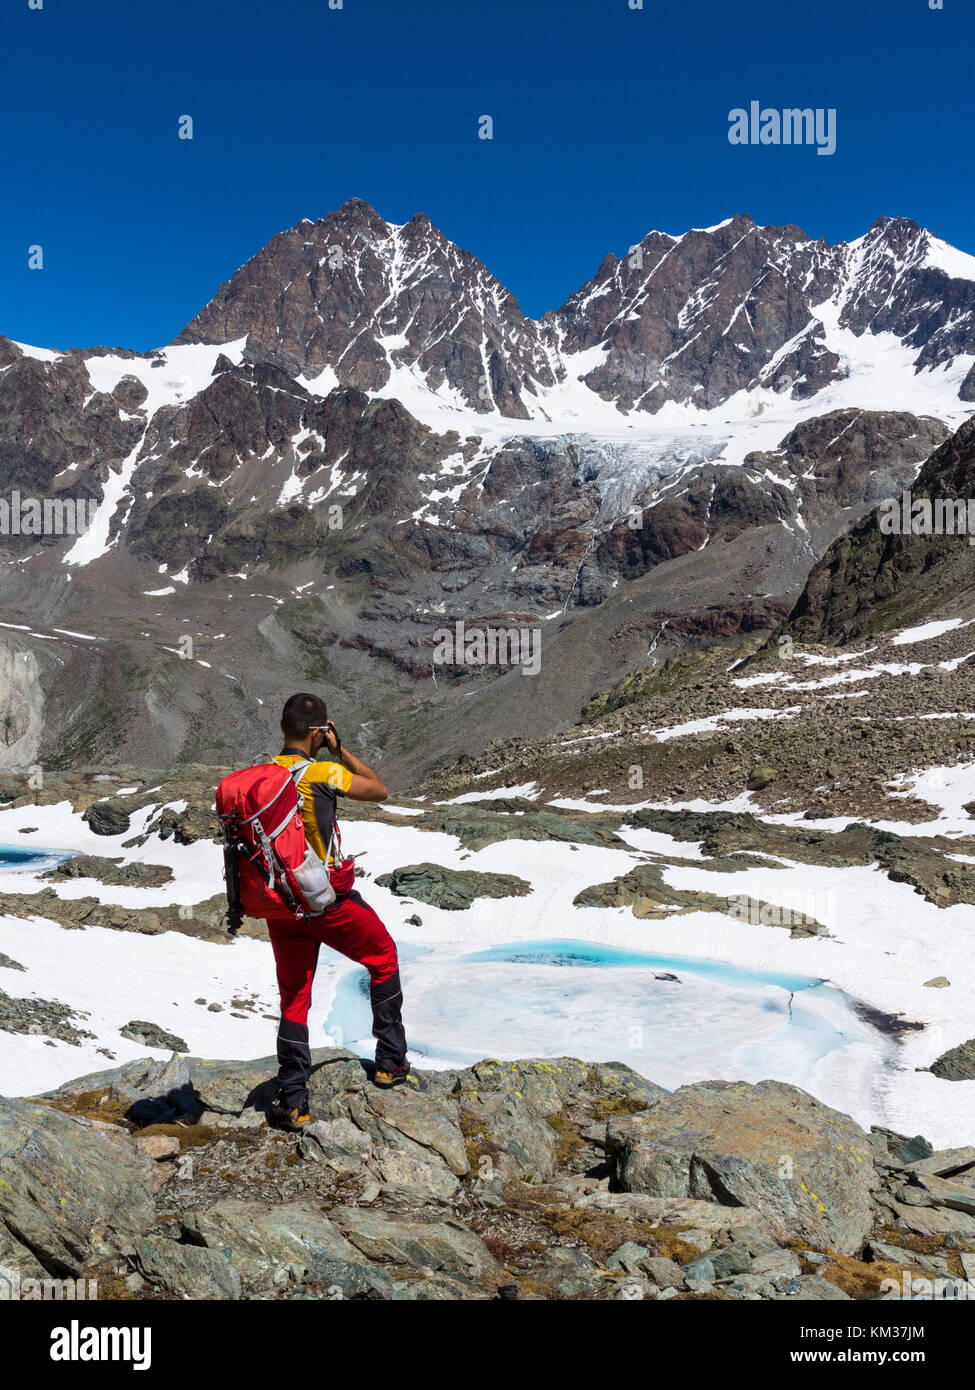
{"left": 263, "top": 761, "right": 311, "bottom": 845}
{"left": 276, "top": 757, "right": 313, "bottom": 808}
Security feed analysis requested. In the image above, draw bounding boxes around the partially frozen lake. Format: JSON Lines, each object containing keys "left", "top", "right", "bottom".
{"left": 0, "top": 845, "right": 66, "bottom": 871}
{"left": 323, "top": 937, "right": 897, "bottom": 1099}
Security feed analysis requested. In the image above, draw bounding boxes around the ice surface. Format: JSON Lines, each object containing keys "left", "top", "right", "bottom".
{"left": 323, "top": 937, "right": 894, "bottom": 1117}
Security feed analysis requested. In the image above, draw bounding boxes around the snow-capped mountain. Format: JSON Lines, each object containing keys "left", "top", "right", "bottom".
{"left": 549, "top": 214, "right": 975, "bottom": 413}
{"left": 172, "top": 202, "right": 975, "bottom": 422}
{"left": 0, "top": 200, "right": 973, "bottom": 779}
{"left": 174, "top": 199, "right": 561, "bottom": 419}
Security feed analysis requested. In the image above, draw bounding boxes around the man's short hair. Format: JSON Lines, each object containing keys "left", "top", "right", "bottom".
{"left": 281, "top": 692, "right": 328, "bottom": 740}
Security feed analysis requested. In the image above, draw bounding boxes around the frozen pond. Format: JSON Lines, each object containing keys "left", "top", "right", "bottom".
{"left": 0, "top": 845, "right": 70, "bottom": 872}
{"left": 323, "top": 937, "right": 897, "bottom": 1098}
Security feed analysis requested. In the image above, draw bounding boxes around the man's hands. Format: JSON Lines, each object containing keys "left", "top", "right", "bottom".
{"left": 317, "top": 724, "right": 388, "bottom": 802}
{"left": 318, "top": 721, "right": 341, "bottom": 756}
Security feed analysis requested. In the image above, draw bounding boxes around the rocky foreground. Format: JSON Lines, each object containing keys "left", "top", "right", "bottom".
{"left": 1, "top": 1050, "right": 974, "bottom": 1301}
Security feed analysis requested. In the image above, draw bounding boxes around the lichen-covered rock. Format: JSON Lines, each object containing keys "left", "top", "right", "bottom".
{"left": 459, "top": 1086, "right": 559, "bottom": 1182}
{"left": 930, "top": 1038, "right": 975, "bottom": 1081}
{"left": 329, "top": 1206, "right": 499, "bottom": 1281}
{"left": 181, "top": 1199, "right": 392, "bottom": 1298}
{"left": 338, "top": 1085, "right": 469, "bottom": 1178}
{"left": 375, "top": 863, "right": 531, "bottom": 910}
{"left": 606, "top": 1079, "right": 878, "bottom": 1254}
{"left": 18, "top": 1047, "right": 966, "bottom": 1301}
{"left": 134, "top": 1235, "right": 241, "bottom": 1299}
{"left": 0, "top": 1099, "right": 155, "bottom": 1275}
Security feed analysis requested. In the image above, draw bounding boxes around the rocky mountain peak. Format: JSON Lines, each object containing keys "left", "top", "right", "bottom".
{"left": 167, "top": 202, "right": 975, "bottom": 422}
{"left": 174, "top": 199, "right": 555, "bottom": 415}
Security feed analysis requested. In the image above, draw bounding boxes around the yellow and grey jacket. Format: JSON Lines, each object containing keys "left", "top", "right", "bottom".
{"left": 273, "top": 750, "right": 352, "bottom": 864}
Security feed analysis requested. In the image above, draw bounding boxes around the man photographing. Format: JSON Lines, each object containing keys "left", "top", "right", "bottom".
{"left": 265, "top": 692, "right": 410, "bottom": 1130}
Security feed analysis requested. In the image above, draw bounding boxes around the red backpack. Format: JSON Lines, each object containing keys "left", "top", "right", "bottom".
{"left": 215, "top": 760, "right": 338, "bottom": 933}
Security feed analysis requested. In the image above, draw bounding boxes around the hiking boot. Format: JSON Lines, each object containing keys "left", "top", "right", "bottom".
{"left": 271, "top": 1103, "right": 316, "bottom": 1132}
{"left": 374, "top": 1066, "right": 411, "bottom": 1089}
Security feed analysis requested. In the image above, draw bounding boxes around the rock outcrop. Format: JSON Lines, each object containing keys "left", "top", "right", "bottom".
{"left": 0, "top": 1049, "right": 970, "bottom": 1301}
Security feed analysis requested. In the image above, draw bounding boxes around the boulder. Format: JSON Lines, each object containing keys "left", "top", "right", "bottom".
{"left": 82, "top": 800, "right": 131, "bottom": 837}
{"left": 904, "top": 1147, "right": 975, "bottom": 1179}
{"left": 43, "top": 1052, "right": 197, "bottom": 1125}
{"left": 531, "top": 1246, "right": 602, "bottom": 1298}
{"left": 49, "top": 856, "right": 173, "bottom": 887}
{"left": 300, "top": 1117, "right": 373, "bottom": 1174}
{"left": 342, "top": 1086, "right": 469, "bottom": 1178}
{"left": 190, "top": 1048, "right": 362, "bottom": 1116}
{"left": 0, "top": 1099, "right": 155, "bottom": 1275}
{"left": 911, "top": 1173, "right": 975, "bottom": 1217}
{"left": 391, "top": 1271, "right": 491, "bottom": 1300}
{"left": 448, "top": 1056, "right": 665, "bottom": 1116}
{"left": 460, "top": 1086, "right": 559, "bottom": 1181}
{"left": 119, "top": 1021, "right": 188, "bottom": 1054}
{"left": 930, "top": 1038, "right": 975, "bottom": 1081}
{"left": 796, "top": 1275, "right": 851, "bottom": 1300}
{"left": 134, "top": 1134, "right": 180, "bottom": 1161}
{"left": 134, "top": 1236, "right": 241, "bottom": 1299}
{"left": 181, "top": 1199, "right": 391, "bottom": 1297}
{"left": 606, "top": 1079, "right": 878, "bottom": 1254}
{"left": 572, "top": 1190, "right": 771, "bottom": 1236}
{"left": 375, "top": 863, "right": 531, "bottom": 910}
{"left": 329, "top": 1206, "right": 499, "bottom": 1281}
{"left": 375, "top": 1149, "right": 460, "bottom": 1202}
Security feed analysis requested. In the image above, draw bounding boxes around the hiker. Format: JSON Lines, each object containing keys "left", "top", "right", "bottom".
{"left": 265, "top": 692, "right": 409, "bottom": 1129}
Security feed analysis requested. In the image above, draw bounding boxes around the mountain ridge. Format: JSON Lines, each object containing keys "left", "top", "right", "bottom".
{"left": 0, "top": 200, "right": 973, "bottom": 778}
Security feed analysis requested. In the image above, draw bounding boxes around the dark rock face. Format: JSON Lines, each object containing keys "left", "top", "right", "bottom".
{"left": 785, "top": 415, "right": 975, "bottom": 644}
{"left": 175, "top": 205, "right": 975, "bottom": 420}
{"left": 548, "top": 215, "right": 975, "bottom": 412}
{"left": 375, "top": 862, "right": 532, "bottom": 910}
{"left": 591, "top": 410, "right": 946, "bottom": 599}
{"left": 549, "top": 216, "right": 843, "bottom": 411}
{"left": 930, "top": 1039, "right": 975, "bottom": 1082}
{"left": 175, "top": 200, "right": 557, "bottom": 418}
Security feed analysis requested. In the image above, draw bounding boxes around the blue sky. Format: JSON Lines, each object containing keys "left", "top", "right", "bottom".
{"left": 2, "top": 0, "right": 970, "bottom": 350}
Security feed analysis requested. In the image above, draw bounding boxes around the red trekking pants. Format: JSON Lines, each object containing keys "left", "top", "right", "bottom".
{"left": 267, "top": 890, "right": 407, "bottom": 1108}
